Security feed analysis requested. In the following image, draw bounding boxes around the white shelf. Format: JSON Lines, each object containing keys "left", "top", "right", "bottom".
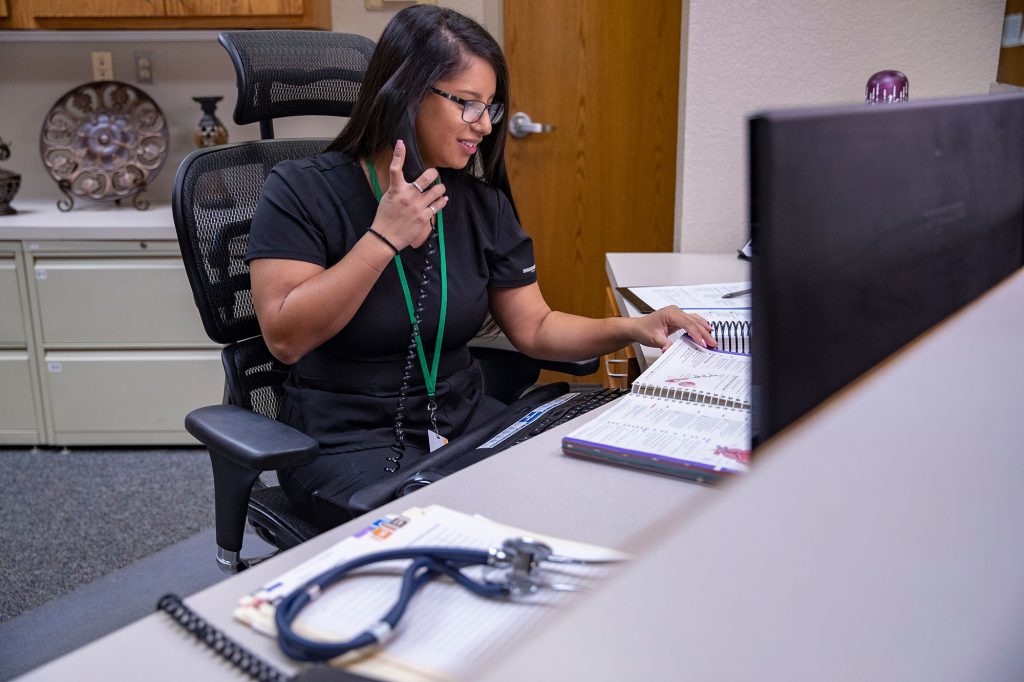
{"left": 0, "top": 201, "right": 175, "bottom": 240}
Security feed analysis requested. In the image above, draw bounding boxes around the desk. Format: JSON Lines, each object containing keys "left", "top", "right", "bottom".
{"left": 27, "top": 256, "right": 1024, "bottom": 680}
{"left": 605, "top": 252, "right": 749, "bottom": 369}
{"left": 481, "top": 268, "right": 1024, "bottom": 681}
{"left": 21, "top": 255, "right": 743, "bottom": 680}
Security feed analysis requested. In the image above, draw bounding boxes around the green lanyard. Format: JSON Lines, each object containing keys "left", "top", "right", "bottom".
{"left": 367, "top": 160, "right": 448, "bottom": 400}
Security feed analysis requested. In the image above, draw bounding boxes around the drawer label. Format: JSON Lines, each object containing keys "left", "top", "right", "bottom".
{"left": 35, "top": 268, "right": 47, "bottom": 280}
{"left": 47, "top": 361, "right": 62, "bottom": 373}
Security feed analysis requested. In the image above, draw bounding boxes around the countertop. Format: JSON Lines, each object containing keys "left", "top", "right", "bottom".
{"left": 0, "top": 201, "right": 175, "bottom": 241}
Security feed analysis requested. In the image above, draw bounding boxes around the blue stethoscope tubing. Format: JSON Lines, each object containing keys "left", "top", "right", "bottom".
{"left": 274, "top": 546, "right": 509, "bottom": 662}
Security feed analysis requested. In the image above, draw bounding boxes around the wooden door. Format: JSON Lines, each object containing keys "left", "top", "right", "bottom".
{"left": 998, "top": 0, "right": 1024, "bottom": 86}
{"left": 504, "top": 0, "right": 681, "bottom": 323}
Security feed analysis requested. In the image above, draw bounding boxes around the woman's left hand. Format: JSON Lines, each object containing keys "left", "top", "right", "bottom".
{"left": 632, "top": 306, "right": 716, "bottom": 351}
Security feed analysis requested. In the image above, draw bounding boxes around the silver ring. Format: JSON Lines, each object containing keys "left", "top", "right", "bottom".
{"left": 412, "top": 181, "right": 424, "bottom": 193}
{"left": 429, "top": 205, "right": 437, "bottom": 215}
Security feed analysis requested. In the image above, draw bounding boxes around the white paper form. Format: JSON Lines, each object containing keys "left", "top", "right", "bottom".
{"left": 626, "top": 281, "right": 752, "bottom": 311}
{"left": 236, "top": 506, "right": 624, "bottom": 682}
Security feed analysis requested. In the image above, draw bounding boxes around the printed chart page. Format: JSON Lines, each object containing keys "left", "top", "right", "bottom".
{"left": 564, "top": 394, "right": 751, "bottom": 474}
{"left": 634, "top": 337, "right": 752, "bottom": 406}
{"left": 236, "top": 506, "right": 624, "bottom": 682}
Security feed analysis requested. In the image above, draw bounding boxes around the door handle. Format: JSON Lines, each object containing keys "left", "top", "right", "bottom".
{"left": 508, "top": 112, "right": 555, "bottom": 138}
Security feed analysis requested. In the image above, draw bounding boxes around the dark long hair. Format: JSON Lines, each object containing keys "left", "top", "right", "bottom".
{"left": 328, "top": 5, "right": 516, "bottom": 213}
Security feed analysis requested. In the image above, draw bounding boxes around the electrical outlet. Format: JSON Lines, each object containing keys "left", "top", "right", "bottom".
{"left": 135, "top": 51, "right": 153, "bottom": 84}
{"left": 91, "top": 51, "right": 113, "bottom": 81}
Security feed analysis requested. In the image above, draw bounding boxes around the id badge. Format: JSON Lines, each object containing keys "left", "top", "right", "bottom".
{"left": 427, "top": 429, "right": 449, "bottom": 452}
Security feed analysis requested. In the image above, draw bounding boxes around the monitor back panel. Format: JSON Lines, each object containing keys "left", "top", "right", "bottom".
{"left": 750, "top": 93, "right": 1024, "bottom": 443}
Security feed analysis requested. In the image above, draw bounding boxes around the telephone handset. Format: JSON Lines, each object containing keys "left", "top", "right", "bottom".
{"left": 397, "top": 109, "right": 427, "bottom": 185}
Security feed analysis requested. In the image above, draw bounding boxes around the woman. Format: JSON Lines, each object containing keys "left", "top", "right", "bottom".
{"left": 247, "top": 5, "right": 715, "bottom": 528}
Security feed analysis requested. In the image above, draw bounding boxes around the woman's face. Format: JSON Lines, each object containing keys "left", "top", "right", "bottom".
{"left": 415, "top": 54, "right": 497, "bottom": 170}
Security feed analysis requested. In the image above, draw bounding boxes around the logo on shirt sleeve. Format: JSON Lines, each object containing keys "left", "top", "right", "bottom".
{"left": 522, "top": 264, "right": 536, "bottom": 274}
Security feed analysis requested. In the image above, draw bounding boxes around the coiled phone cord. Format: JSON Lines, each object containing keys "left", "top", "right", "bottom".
{"left": 386, "top": 225, "right": 438, "bottom": 473}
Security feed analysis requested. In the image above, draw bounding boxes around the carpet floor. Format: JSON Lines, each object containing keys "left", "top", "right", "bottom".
{"left": 0, "top": 446, "right": 216, "bottom": 622}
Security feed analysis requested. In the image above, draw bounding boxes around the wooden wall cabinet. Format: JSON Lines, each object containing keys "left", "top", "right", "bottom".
{"left": 0, "top": 239, "right": 223, "bottom": 447}
{"left": 1, "top": 0, "right": 329, "bottom": 30}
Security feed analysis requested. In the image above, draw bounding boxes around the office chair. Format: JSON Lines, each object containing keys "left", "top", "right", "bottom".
{"left": 174, "top": 30, "right": 597, "bottom": 573}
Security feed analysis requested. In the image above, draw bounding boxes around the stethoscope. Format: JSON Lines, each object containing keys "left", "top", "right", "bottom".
{"left": 275, "top": 536, "right": 623, "bottom": 662}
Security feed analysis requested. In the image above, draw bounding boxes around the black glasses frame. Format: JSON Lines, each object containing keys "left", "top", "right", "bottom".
{"left": 431, "top": 87, "right": 505, "bottom": 124}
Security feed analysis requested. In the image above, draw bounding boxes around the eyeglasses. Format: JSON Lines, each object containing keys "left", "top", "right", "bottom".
{"left": 431, "top": 87, "right": 505, "bottom": 125}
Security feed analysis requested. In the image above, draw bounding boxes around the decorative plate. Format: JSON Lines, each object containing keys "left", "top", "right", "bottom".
{"left": 39, "top": 81, "right": 169, "bottom": 210}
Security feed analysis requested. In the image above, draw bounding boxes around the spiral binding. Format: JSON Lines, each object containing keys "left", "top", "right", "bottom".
{"left": 155, "top": 593, "right": 289, "bottom": 682}
{"left": 709, "top": 320, "right": 751, "bottom": 355}
{"left": 635, "top": 381, "right": 750, "bottom": 410}
{"left": 386, "top": 226, "right": 439, "bottom": 474}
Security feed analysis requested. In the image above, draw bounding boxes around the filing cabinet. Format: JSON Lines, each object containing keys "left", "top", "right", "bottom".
{"left": 0, "top": 243, "right": 45, "bottom": 445}
{"left": 1, "top": 238, "right": 223, "bottom": 446}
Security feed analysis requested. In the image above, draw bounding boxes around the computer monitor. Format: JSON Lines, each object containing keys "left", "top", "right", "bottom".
{"left": 750, "top": 93, "right": 1024, "bottom": 445}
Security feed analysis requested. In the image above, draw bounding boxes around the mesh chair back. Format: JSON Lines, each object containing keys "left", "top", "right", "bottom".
{"left": 173, "top": 138, "right": 328, "bottom": 345}
{"left": 219, "top": 30, "right": 375, "bottom": 135}
{"left": 223, "top": 335, "right": 291, "bottom": 418}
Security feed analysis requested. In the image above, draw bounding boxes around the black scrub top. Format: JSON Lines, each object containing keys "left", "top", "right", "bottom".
{"left": 246, "top": 150, "right": 537, "bottom": 455}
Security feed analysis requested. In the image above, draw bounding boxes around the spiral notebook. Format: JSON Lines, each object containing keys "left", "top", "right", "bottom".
{"left": 562, "top": 337, "right": 751, "bottom": 483}
{"left": 617, "top": 282, "right": 752, "bottom": 354}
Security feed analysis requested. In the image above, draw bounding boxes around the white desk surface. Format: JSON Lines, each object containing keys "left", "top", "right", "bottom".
{"left": 480, "top": 267, "right": 1024, "bottom": 681}
{"left": 605, "top": 252, "right": 750, "bottom": 368}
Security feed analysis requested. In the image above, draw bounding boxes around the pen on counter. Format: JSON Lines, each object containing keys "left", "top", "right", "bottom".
{"left": 721, "top": 288, "right": 751, "bottom": 299}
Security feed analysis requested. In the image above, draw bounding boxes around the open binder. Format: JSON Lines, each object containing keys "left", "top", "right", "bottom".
{"left": 563, "top": 337, "right": 751, "bottom": 483}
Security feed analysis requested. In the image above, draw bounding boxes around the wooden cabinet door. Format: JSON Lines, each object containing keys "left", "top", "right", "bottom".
{"left": 7, "top": 0, "right": 327, "bottom": 28}
{"left": 24, "top": 0, "right": 163, "bottom": 17}
{"left": 164, "top": 0, "right": 304, "bottom": 18}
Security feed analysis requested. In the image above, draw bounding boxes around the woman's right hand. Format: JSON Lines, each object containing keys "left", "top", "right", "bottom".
{"left": 371, "top": 140, "right": 448, "bottom": 250}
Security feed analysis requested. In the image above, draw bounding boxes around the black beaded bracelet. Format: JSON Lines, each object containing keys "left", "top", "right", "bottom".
{"left": 367, "top": 227, "right": 400, "bottom": 255}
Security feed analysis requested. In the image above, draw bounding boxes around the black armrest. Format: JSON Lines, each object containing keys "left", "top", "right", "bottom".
{"left": 534, "top": 357, "right": 600, "bottom": 376}
{"left": 185, "top": 404, "right": 318, "bottom": 471}
{"left": 469, "top": 344, "right": 599, "bottom": 377}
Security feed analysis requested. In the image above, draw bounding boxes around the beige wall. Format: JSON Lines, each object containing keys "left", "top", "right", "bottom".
{"left": 0, "top": 1, "right": 493, "bottom": 204}
{"left": 676, "top": 0, "right": 1006, "bottom": 253}
{"left": 0, "top": 0, "right": 1005, "bottom": 253}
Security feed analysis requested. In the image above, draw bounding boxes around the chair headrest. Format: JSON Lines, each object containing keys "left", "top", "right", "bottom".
{"left": 219, "top": 30, "right": 376, "bottom": 127}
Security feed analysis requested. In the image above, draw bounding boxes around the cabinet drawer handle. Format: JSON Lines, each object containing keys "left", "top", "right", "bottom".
{"left": 605, "top": 358, "right": 628, "bottom": 378}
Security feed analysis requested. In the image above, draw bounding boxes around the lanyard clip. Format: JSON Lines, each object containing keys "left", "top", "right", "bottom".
{"left": 427, "top": 399, "right": 440, "bottom": 436}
